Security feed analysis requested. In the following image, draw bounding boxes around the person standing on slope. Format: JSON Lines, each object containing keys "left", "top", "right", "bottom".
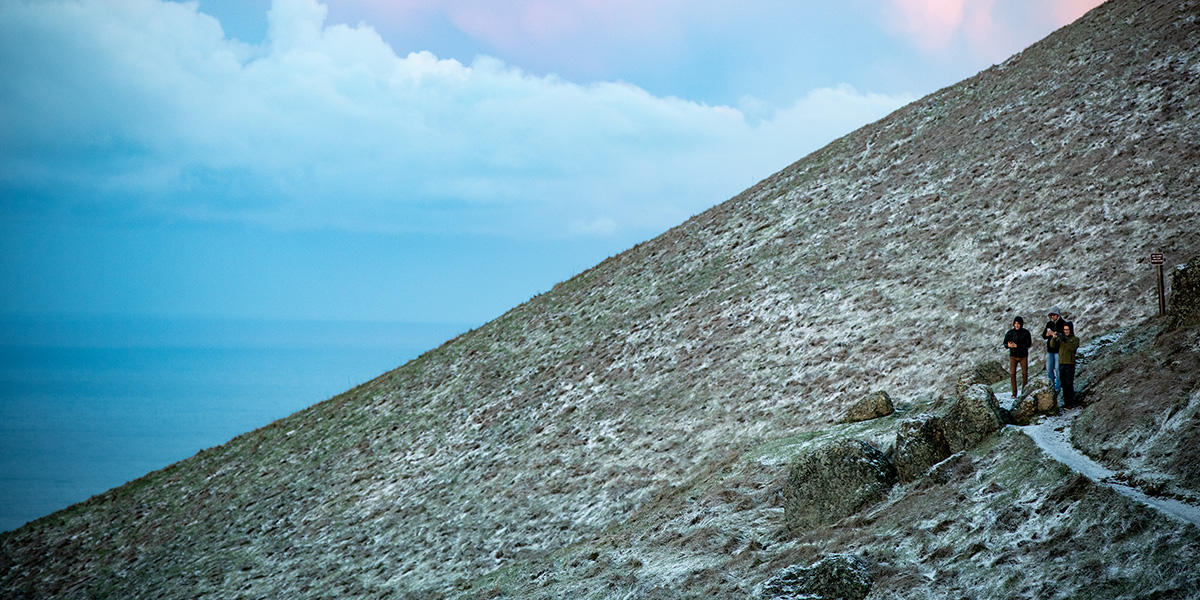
{"left": 1049, "top": 321, "right": 1081, "bottom": 408}
{"left": 1003, "top": 316, "right": 1033, "bottom": 400}
{"left": 1042, "top": 307, "right": 1066, "bottom": 392}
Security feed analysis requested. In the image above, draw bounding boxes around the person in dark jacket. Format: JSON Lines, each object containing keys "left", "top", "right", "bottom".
{"left": 1003, "top": 316, "right": 1033, "bottom": 400}
{"left": 1041, "top": 306, "right": 1066, "bottom": 392}
{"left": 1049, "top": 321, "right": 1081, "bottom": 408}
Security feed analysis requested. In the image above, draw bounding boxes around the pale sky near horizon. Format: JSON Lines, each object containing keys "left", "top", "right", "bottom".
{"left": 1, "top": 0, "right": 1104, "bottom": 325}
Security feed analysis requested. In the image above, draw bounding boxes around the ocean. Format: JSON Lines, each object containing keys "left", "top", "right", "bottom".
{"left": 0, "top": 316, "right": 470, "bottom": 533}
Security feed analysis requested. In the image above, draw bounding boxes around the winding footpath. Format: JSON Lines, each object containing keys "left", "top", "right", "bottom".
{"left": 1017, "top": 411, "right": 1200, "bottom": 527}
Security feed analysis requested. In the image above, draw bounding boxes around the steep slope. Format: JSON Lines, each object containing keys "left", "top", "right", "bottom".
{"left": 3, "top": 0, "right": 1200, "bottom": 598}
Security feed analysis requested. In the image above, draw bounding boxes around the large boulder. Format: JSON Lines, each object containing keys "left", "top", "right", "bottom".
{"left": 942, "top": 384, "right": 1007, "bottom": 453}
{"left": 758, "top": 554, "right": 873, "bottom": 600}
{"left": 955, "top": 361, "right": 1010, "bottom": 395}
{"left": 841, "top": 390, "right": 895, "bottom": 423}
{"left": 783, "top": 439, "right": 896, "bottom": 532}
{"left": 1168, "top": 255, "right": 1200, "bottom": 328}
{"left": 894, "top": 413, "right": 951, "bottom": 483}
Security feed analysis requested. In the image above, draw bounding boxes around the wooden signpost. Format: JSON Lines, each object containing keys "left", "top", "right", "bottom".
{"left": 1151, "top": 252, "right": 1165, "bottom": 316}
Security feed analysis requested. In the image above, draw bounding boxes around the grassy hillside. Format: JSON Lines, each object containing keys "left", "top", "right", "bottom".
{"left": 3, "top": 0, "right": 1199, "bottom": 597}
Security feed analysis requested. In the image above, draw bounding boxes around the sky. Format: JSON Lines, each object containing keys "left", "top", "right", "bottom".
{"left": 0, "top": 0, "right": 1105, "bottom": 325}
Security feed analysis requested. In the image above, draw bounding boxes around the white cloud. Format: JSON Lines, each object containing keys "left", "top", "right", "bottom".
{"left": 0, "top": 0, "right": 912, "bottom": 238}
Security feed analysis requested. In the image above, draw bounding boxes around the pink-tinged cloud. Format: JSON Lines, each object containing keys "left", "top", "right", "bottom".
{"left": 328, "top": 0, "right": 1109, "bottom": 63}
{"left": 886, "top": 0, "right": 966, "bottom": 52}
{"left": 962, "top": 0, "right": 1011, "bottom": 62}
{"left": 887, "top": 0, "right": 1108, "bottom": 60}
{"left": 334, "top": 0, "right": 687, "bottom": 48}
{"left": 449, "top": 0, "right": 690, "bottom": 52}
{"left": 335, "top": 0, "right": 699, "bottom": 83}
{"left": 448, "top": 2, "right": 580, "bottom": 48}
{"left": 1049, "top": 0, "right": 1106, "bottom": 26}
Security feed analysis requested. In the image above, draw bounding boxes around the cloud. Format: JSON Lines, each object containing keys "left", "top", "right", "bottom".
{"left": 0, "top": 0, "right": 911, "bottom": 238}
{"left": 884, "top": 0, "right": 1105, "bottom": 61}
{"left": 325, "top": 0, "right": 702, "bottom": 87}
{"left": 338, "top": 0, "right": 689, "bottom": 46}
{"left": 1048, "top": 0, "right": 1106, "bottom": 26}
{"left": 885, "top": 0, "right": 966, "bottom": 53}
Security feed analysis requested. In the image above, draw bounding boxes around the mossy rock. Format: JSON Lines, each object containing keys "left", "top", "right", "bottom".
{"left": 956, "top": 361, "right": 1010, "bottom": 395}
{"left": 841, "top": 390, "right": 895, "bottom": 423}
{"left": 759, "top": 554, "right": 872, "bottom": 600}
{"left": 894, "top": 413, "right": 950, "bottom": 483}
{"left": 942, "top": 384, "right": 1006, "bottom": 453}
{"left": 783, "top": 439, "right": 896, "bottom": 532}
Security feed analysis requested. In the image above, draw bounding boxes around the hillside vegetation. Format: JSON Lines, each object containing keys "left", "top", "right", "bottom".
{"left": 3, "top": 0, "right": 1200, "bottom": 598}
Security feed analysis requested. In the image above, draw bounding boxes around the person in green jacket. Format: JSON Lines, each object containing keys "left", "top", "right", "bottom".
{"left": 1049, "top": 322, "right": 1081, "bottom": 408}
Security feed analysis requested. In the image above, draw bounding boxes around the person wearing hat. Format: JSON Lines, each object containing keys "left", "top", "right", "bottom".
{"left": 1003, "top": 316, "right": 1033, "bottom": 400}
{"left": 1041, "top": 307, "right": 1066, "bottom": 392}
{"left": 1049, "top": 321, "right": 1081, "bottom": 408}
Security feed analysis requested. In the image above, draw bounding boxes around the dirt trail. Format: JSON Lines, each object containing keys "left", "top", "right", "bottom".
{"left": 1018, "top": 412, "right": 1200, "bottom": 527}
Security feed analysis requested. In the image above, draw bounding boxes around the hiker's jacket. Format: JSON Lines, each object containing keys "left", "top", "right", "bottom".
{"left": 1042, "top": 319, "right": 1066, "bottom": 353}
{"left": 1004, "top": 328, "right": 1033, "bottom": 358}
{"left": 1050, "top": 335, "right": 1080, "bottom": 365}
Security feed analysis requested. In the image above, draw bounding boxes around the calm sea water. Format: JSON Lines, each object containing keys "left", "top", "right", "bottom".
{"left": 0, "top": 316, "right": 470, "bottom": 533}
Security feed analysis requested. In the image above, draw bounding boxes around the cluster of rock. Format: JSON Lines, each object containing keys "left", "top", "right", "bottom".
{"left": 768, "top": 365, "right": 1061, "bottom": 598}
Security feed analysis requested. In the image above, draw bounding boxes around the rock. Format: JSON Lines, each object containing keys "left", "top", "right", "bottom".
{"left": 942, "top": 384, "right": 1006, "bottom": 453}
{"left": 1024, "top": 379, "right": 1059, "bottom": 416}
{"left": 1168, "top": 255, "right": 1200, "bottom": 328}
{"left": 955, "top": 361, "right": 1009, "bottom": 395}
{"left": 758, "top": 554, "right": 872, "bottom": 600}
{"left": 996, "top": 404, "right": 1013, "bottom": 426}
{"left": 1004, "top": 379, "right": 1049, "bottom": 425}
{"left": 1035, "top": 387, "right": 1059, "bottom": 414}
{"left": 842, "top": 390, "right": 895, "bottom": 423}
{"left": 893, "top": 413, "right": 950, "bottom": 483}
{"left": 1008, "top": 396, "right": 1038, "bottom": 425}
{"left": 783, "top": 439, "right": 896, "bottom": 532}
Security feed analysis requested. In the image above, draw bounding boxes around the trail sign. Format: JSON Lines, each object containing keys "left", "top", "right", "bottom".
{"left": 1151, "top": 253, "right": 1165, "bottom": 265}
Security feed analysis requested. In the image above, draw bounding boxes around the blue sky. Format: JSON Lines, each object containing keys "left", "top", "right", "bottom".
{"left": 1, "top": 0, "right": 1102, "bottom": 324}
